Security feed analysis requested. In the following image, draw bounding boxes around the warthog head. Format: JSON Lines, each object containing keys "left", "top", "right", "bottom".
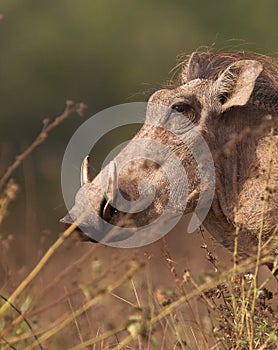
{"left": 61, "top": 51, "right": 277, "bottom": 270}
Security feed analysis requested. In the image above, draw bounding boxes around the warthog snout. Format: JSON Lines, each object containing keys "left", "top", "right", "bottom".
{"left": 60, "top": 106, "right": 212, "bottom": 246}
{"left": 60, "top": 136, "right": 191, "bottom": 245}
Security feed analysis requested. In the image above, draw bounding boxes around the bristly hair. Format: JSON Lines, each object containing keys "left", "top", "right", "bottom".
{"left": 178, "top": 48, "right": 278, "bottom": 87}
{"left": 169, "top": 48, "right": 277, "bottom": 114}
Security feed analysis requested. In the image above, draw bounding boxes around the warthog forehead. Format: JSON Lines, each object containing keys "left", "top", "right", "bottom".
{"left": 148, "top": 78, "right": 210, "bottom": 105}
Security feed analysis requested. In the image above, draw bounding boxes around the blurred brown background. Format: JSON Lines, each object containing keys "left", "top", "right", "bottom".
{"left": 0, "top": 0, "right": 277, "bottom": 289}
{"left": 0, "top": 2, "right": 277, "bottom": 348}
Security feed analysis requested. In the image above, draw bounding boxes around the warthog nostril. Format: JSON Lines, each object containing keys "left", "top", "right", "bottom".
{"left": 59, "top": 213, "right": 82, "bottom": 232}
{"left": 59, "top": 213, "right": 74, "bottom": 225}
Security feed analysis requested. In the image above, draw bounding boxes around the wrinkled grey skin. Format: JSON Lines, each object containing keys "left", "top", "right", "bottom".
{"left": 61, "top": 52, "right": 277, "bottom": 273}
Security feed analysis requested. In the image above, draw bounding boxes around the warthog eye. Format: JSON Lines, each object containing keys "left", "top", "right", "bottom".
{"left": 171, "top": 102, "right": 192, "bottom": 114}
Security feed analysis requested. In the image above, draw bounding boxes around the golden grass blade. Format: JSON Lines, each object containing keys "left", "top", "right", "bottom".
{"left": 24, "top": 261, "right": 142, "bottom": 350}
{"left": 0, "top": 223, "right": 77, "bottom": 317}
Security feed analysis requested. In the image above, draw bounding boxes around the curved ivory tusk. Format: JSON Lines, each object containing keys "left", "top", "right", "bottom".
{"left": 106, "top": 161, "right": 117, "bottom": 203}
{"left": 80, "top": 156, "right": 91, "bottom": 186}
{"left": 102, "top": 199, "right": 111, "bottom": 221}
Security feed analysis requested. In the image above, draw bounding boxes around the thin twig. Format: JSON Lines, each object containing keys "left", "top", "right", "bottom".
{"left": 162, "top": 238, "right": 184, "bottom": 296}
{"left": 0, "top": 295, "right": 43, "bottom": 350}
{"left": 0, "top": 100, "right": 87, "bottom": 191}
{"left": 0, "top": 335, "right": 17, "bottom": 350}
{"left": 69, "top": 325, "right": 126, "bottom": 350}
{"left": 0, "top": 179, "right": 19, "bottom": 225}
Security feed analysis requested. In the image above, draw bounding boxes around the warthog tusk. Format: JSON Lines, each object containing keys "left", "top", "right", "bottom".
{"left": 102, "top": 161, "right": 118, "bottom": 220}
{"left": 81, "top": 156, "right": 91, "bottom": 186}
{"left": 106, "top": 161, "right": 118, "bottom": 203}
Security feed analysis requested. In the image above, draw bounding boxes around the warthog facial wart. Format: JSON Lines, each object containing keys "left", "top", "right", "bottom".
{"left": 60, "top": 50, "right": 278, "bottom": 275}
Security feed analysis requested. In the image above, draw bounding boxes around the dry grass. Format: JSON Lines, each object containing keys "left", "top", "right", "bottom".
{"left": 0, "top": 107, "right": 277, "bottom": 350}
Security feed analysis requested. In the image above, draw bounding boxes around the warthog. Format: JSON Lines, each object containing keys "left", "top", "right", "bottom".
{"left": 61, "top": 50, "right": 277, "bottom": 274}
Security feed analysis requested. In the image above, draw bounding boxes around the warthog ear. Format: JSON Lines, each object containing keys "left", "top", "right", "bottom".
{"left": 182, "top": 52, "right": 211, "bottom": 82}
{"left": 214, "top": 60, "right": 263, "bottom": 111}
